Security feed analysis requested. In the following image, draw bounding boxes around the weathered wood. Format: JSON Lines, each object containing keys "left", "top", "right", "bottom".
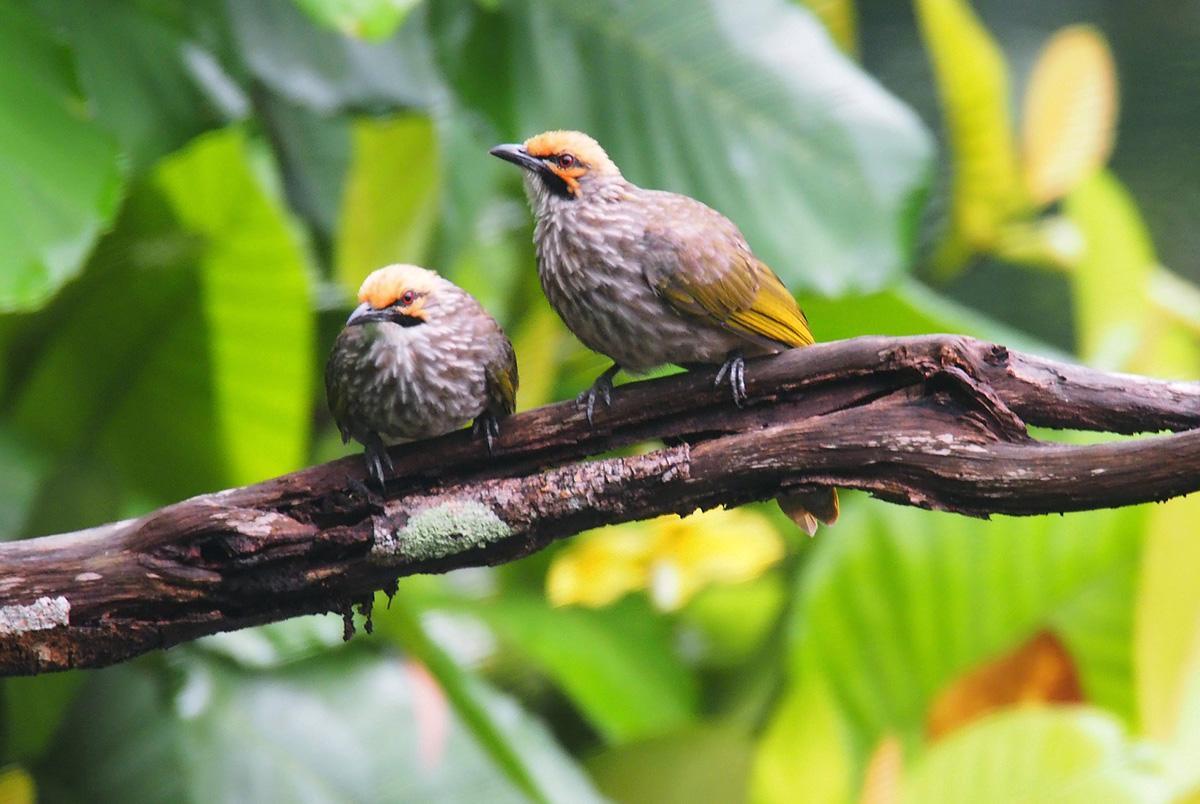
{"left": 1, "top": 334, "right": 1197, "bottom": 676}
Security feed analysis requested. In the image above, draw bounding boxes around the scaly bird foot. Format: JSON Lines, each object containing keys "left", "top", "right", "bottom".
{"left": 714, "top": 351, "right": 747, "bottom": 408}
{"left": 576, "top": 363, "right": 621, "bottom": 426}
{"left": 472, "top": 413, "right": 502, "bottom": 455}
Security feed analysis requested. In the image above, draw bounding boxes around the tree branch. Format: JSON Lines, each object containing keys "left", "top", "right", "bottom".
{"left": 2, "top": 334, "right": 1198, "bottom": 676}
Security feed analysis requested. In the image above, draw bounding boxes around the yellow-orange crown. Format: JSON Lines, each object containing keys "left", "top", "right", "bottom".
{"left": 523, "top": 130, "right": 619, "bottom": 175}
{"left": 357, "top": 264, "right": 441, "bottom": 309}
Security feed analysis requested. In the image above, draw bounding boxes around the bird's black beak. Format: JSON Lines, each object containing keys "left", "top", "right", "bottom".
{"left": 346, "top": 302, "right": 390, "bottom": 327}
{"left": 489, "top": 143, "right": 544, "bottom": 173}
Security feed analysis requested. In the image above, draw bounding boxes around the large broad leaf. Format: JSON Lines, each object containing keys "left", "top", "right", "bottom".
{"left": 902, "top": 707, "right": 1166, "bottom": 803}
{"left": 9, "top": 128, "right": 312, "bottom": 526}
{"left": 36, "top": 0, "right": 240, "bottom": 171}
{"left": 38, "top": 649, "right": 601, "bottom": 804}
{"left": 914, "top": 0, "right": 1024, "bottom": 270}
{"left": 226, "top": 0, "right": 436, "bottom": 114}
{"left": 335, "top": 115, "right": 441, "bottom": 296}
{"left": 429, "top": 0, "right": 933, "bottom": 294}
{"left": 0, "top": 4, "right": 124, "bottom": 312}
{"left": 788, "top": 503, "right": 1143, "bottom": 754}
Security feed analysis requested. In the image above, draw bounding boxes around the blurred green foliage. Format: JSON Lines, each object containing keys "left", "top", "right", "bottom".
{"left": 0, "top": 0, "right": 1198, "bottom": 801}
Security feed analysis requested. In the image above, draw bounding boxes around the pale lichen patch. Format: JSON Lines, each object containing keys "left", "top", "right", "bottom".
{"left": 0, "top": 596, "right": 70, "bottom": 635}
{"left": 218, "top": 510, "right": 291, "bottom": 537}
{"left": 373, "top": 500, "right": 512, "bottom": 563}
{"left": 74, "top": 572, "right": 102, "bottom": 582}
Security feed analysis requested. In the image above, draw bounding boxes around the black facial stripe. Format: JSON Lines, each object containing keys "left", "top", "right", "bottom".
{"left": 539, "top": 169, "right": 574, "bottom": 199}
{"left": 394, "top": 313, "right": 425, "bottom": 327}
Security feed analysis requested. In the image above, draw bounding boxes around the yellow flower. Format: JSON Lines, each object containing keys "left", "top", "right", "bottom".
{"left": 546, "top": 506, "right": 785, "bottom": 611}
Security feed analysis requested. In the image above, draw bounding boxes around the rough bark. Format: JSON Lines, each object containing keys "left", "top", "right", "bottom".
{"left": 1, "top": 334, "right": 1197, "bottom": 676}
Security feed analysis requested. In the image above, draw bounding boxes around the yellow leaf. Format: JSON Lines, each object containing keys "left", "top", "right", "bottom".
{"left": 801, "top": 0, "right": 858, "bottom": 57}
{"left": 0, "top": 767, "right": 34, "bottom": 804}
{"left": 1022, "top": 26, "right": 1118, "bottom": 206}
{"left": 915, "top": 0, "right": 1024, "bottom": 260}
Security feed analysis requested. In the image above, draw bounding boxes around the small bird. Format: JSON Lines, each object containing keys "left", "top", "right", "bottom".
{"left": 490, "top": 130, "right": 837, "bottom": 534}
{"left": 325, "top": 264, "right": 518, "bottom": 488}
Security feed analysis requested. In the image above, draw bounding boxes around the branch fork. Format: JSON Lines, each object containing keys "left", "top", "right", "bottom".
{"left": 2, "top": 335, "right": 1198, "bottom": 675}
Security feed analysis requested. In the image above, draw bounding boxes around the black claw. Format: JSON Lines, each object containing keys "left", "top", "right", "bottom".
{"left": 473, "top": 414, "right": 502, "bottom": 456}
{"left": 363, "top": 436, "right": 392, "bottom": 491}
{"left": 576, "top": 363, "right": 621, "bottom": 427}
{"left": 714, "top": 361, "right": 730, "bottom": 388}
{"left": 716, "top": 351, "right": 747, "bottom": 408}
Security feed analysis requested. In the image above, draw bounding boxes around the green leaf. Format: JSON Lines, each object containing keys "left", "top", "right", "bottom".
{"left": 1050, "top": 561, "right": 1138, "bottom": 725}
{"left": 2, "top": 672, "right": 85, "bottom": 762}
{"left": 39, "top": 649, "right": 601, "bottom": 804}
{"left": 587, "top": 726, "right": 755, "bottom": 804}
{"left": 508, "top": 298, "right": 569, "bottom": 410}
{"left": 902, "top": 707, "right": 1167, "bottom": 803}
{"left": 335, "top": 115, "right": 440, "bottom": 297}
{"left": 1063, "top": 170, "right": 1157, "bottom": 369}
{"left": 914, "top": 0, "right": 1024, "bottom": 273}
{"left": 802, "top": 278, "right": 1068, "bottom": 358}
{"left": 430, "top": 0, "right": 932, "bottom": 294}
{"left": 257, "top": 92, "right": 352, "bottom": 243}
{"left": 680, "top": 573, "right": 787, "bottom": 668}
{"left": 751, "top": 673, "right": 855, "bottom": 804}
{"left": 10, "top": 128, "right": 312, "bottom": 519}
{"left": 1136, "top": 496, "right": 1200, "bottom": 743}
{"left": 1163, "top": 628, "right": 1200, "bottom": 795}
{"left": 227, "top": 0, "right": 435, "bottom": 114}
{"left": 293, "top": 0, "right": 422, "bottom": 41}
{"left": 788, "top": 503, "right": 1143, "bottom": 754}
{"left": 0, "top": 429, "right": 47, "bottom": 540}
{"left": 0, "top": 4, "right": 124, "bottom": 312}
{"left": 38, "top": 0, "right": 237, "bottom": 171}
{"left": 458, "top": 594, "right": 700, "bottom": 744}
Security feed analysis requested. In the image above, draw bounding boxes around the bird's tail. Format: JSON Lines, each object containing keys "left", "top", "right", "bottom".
{"left": 776, "top": 488, "right": 840, "bottom": 537}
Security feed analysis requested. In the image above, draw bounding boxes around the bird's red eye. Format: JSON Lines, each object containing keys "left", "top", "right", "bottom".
{"left": 400, "top": 290, "right": 415, "bottom": 306}
{"left": 558, "top": 153, "right": 575, "bottom": 168}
